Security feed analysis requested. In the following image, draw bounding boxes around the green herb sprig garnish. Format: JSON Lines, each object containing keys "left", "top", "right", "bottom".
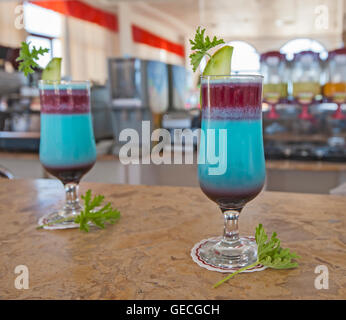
{"left": 75, "top": 190, "right": 121, "bottom": 232}
{"left": 214, "top": 224, "right": 300, "bottom": 288}
{"left": 38, "top": 189, "right": 121, "bottom": 232}
{"left": 16, "top": 41, "right": 49, "bottom": 77}
{"left": 189, "top": 26, "right": 225, "bottom": 72}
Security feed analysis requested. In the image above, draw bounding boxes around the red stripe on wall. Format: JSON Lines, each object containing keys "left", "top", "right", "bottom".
{"left": 132, "top": 25, "right": 184, "bottom": 58}
{"left": 31, "top": 0, "right": 118, "bottom": 32}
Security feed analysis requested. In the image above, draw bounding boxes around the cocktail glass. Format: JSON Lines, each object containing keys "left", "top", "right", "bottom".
{"left": 324, "top": 82, "right": 346, "bottom": 120}
{"left": 263, "top": 83, "right": 288, "bottom": 119}
{"left": 292, "top": 81, "right": 321, "bottom": 120}
{"left": 197, "top": 75, "right": 266, "bottom": 269}
{"left": 38, "top": 80, "right": 97, "bottom": 228}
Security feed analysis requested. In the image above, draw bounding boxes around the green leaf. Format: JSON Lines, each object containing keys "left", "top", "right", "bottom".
{"left": 75, "top": 189, "right": 121, "bottom": 232}
{"left": 16, "top": 42, "right": 49, "bottom": 77}
{"left": 37, "top": 189, "right": 121, "bottom": 232}
{"left": 189, "top": 26, "right": 225, "bottom": 72}
{"left": 214, "top": 223, "right": 300, "bottom": 288}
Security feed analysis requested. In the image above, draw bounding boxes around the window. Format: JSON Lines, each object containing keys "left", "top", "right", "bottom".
{"left": 23, "top": 3, "right": 62, "bottom": 68}
{"left": 227, "top": 41, "right": 260, "bottom": 74}
{"left": 280, "top": 38, "right": 328, "bottom": 61}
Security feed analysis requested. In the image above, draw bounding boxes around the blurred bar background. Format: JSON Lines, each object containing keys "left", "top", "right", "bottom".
{"left": 0, "top": 0, "right": 346, "bottom": 195}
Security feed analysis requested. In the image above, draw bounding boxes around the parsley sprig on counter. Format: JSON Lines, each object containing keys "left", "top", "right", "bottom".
{"left": 189, "top": 26, "right": 225, "bottom": 72}
{"left": 214, "top": 224, "right": 300, "bottom": 288}
{"left": 38, "top": 189, "right": 121, "bottom": 232}
{"left": 75, "top": 190, "right": 121, "bottom": 232}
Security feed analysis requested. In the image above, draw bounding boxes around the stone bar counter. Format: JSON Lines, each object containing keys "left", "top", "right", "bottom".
{"left": 0, "top": 179, "right": 345, "bottom": 299}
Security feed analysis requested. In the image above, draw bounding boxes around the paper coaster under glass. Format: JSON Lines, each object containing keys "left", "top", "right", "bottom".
{"left": 191, "top": 236, "right": 267, "bottom": 273}
{"left": 38, "top": 214, "right": 80, "bottom": 230}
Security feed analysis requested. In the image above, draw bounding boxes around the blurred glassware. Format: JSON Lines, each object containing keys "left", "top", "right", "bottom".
{"left": 291, "top": 51, "right": 322, "bottom": 120}
{"left": 324, "top": 48, "right": 346, "bottom": 120}
{"left": 260, "top": 51, "right": 289, "bottom": 119}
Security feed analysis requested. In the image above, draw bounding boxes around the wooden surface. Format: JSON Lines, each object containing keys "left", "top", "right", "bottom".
{"left": 0, "top": 179, "right": 345, "bottom": 300}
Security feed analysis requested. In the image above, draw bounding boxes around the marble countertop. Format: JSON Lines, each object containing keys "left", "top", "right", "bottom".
{"left": 0, "top": 179, "right": 345, "bottom": 299}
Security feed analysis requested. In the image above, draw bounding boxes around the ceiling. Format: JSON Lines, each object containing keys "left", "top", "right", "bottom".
{"left": 91, "top": 0, "right": 344, "bottom": 41}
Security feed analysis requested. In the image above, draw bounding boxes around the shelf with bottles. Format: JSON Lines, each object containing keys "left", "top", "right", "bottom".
{"left": 260, "top": 51, "right": 289, "bottom": 119}
{"left": 260, "top": 48, "right": 346, "bottom": 122}
{"left": 323, "top": 48, "right": 346, "bottom": 120}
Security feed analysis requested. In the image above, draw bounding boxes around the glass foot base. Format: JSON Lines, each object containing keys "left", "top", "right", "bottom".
{"left": 38, "top": 207, "right": 81, "bottom": 230}
{"left": 197, "top": 236, "right": 257, "bottom": 269}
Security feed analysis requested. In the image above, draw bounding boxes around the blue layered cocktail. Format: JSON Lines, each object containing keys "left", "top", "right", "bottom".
{"left": 39, "top": 82, "right": 96, "bottom": 185}
{"left": 38, "top": 81, "right": 96, "bottom": 228}
{"left": 198, "top": 76, "right": 265, "bottom": 209}
{"left": 196, "top": 75, "right": 265, "bottom": 269}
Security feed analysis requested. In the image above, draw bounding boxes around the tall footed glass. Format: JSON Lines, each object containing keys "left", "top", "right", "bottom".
{"left": 197, "top": 75, "right": 265, "bottom": 269}
{"left": 38, "top": 80, "right": 97, "bottom": 229}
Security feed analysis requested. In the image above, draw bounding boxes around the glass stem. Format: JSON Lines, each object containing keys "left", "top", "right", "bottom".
{"left": 64, "top": 183, "right": 81, "bottom": 214}
{"left": 220, "top": 207, "right": 242, "bottom": 244}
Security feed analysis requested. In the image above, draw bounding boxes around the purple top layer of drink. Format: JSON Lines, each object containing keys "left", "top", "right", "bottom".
{"left": 201, "top": 80, "right": 262, "bottom": 120}
{"left": 39, "top": 85, "right": 90, "bottom": 114}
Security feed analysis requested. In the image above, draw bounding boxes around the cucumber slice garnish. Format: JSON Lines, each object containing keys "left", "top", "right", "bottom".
{"left": 41, "top": 57, "right": 62, "bottom": 81}
{"left": 203, "top": 45, "right": 233, "bottom": 76}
